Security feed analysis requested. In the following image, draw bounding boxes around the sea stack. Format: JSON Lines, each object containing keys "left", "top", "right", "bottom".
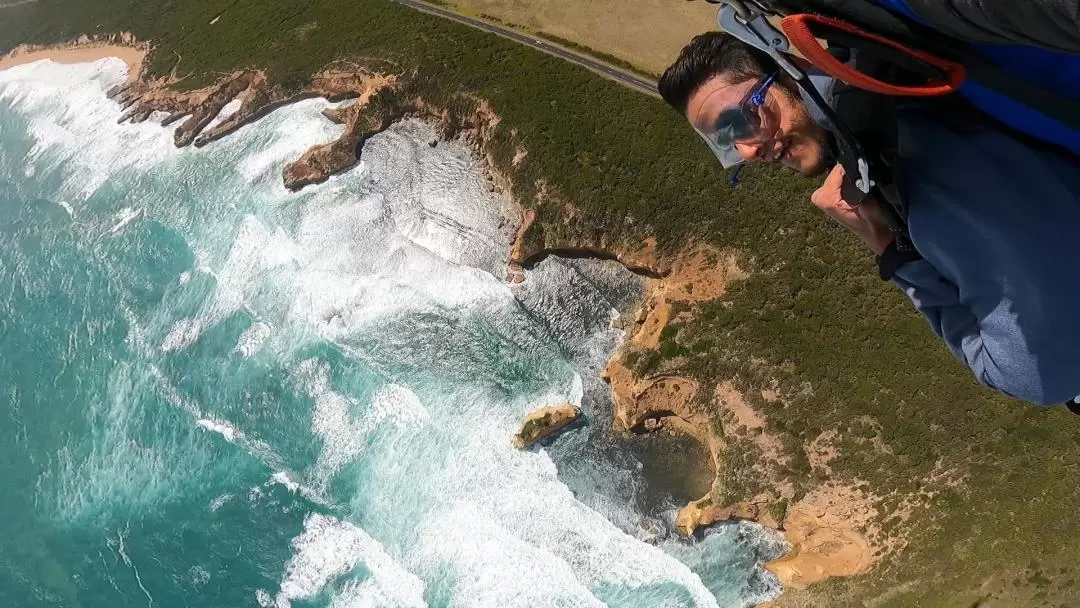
{"left": 512, "top": 404, "right": 582, "bottom": 449}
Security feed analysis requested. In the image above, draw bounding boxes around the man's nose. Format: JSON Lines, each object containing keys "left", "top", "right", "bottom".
{"left": 735, "top": 140, "right": 765, "bottom": 162}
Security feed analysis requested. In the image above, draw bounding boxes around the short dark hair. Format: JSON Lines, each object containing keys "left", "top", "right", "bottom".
{"left": 658, "top": 32, "right": 777, "bottom": 114}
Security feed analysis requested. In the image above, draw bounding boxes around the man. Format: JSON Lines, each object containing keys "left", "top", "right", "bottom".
{"left": 658, "top": 32, "right": 1080, "bottom": 405}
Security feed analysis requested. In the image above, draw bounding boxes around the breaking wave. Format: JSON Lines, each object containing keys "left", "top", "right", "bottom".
{"left": 0, "top": 58, "right": 784, "bottom": 608}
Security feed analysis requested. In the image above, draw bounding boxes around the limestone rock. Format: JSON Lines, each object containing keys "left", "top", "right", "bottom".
{"left": 506, "top": 263, "right": 526, "bottom": 285}
{"left": 675, "top": 495, "right": 760, "bottom": 537}
{"left": 512, "top": 404, "right": 581, "bottom": 449}
{"left": 765, "top": 483, "right": 877, "bottom": 590}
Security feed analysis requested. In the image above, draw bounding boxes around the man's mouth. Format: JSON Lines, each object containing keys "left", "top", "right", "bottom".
{"left": 767, "top": 140, "right": 789, "bottom": 163}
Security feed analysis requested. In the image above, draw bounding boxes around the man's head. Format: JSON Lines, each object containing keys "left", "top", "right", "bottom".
{"left": 659, "top": 32, "right": 831, "bottom": 176}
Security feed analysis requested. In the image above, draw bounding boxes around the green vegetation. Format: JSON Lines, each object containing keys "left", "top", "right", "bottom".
{"left": 3, "top": 1, "right": 1080, "bottom": 605}
{"left": 518, "top": 413, "right": 553, "bottom": 440}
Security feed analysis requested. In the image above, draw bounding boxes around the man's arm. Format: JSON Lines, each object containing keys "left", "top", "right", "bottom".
{"left": 810, "top": 165, "right": 1059, "bottom": 405}
{"left": 903, "top": 0, "right": 1080, "bottom": 53}
{"left": 890, "top": 259, "right": 1055, "bottom": 405}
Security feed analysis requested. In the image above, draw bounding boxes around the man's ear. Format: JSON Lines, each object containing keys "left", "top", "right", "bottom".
{"left": 774, "top": 74, "right": 802, "bottom": 100}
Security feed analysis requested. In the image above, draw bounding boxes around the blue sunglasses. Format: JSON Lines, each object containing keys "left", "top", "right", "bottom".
{"left": 698, "top": 70, "right": 780, "bottom": 172}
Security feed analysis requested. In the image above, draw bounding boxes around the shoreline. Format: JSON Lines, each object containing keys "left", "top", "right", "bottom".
{"left": 0, "top": 49, "right": 781, "bottom": 605}
{"left": 0, "top": 40, "right": 853, "bottom": 606}
{"left": 0, "top": 39, "right": 146, "bottom": 82}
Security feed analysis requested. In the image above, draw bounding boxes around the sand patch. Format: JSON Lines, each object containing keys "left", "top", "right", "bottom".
{"left": 674, "top": 494, "right": 762, "bottom": 537}
{"left": 633, "top": 291, "right": 671, "bottom": 349}
{"left": 767, "top": 482, "right": 880, "bottom": 590}
{"left": 0, "top": 36, "right": 146, "bottom": 82}
{"left": 633, "top": 246, "right": 744, "bottom": 348}
{"left": 713, "top": 381, "right": 788, "bottom": 467}
{"left": 604, "top": 359, "right": 700, "bottom": 433}
{"left": 806, "top": 429, "right": 839, "bottom": 474}
{"left": 602, "top": 357, "right": 724, "bottom": 473}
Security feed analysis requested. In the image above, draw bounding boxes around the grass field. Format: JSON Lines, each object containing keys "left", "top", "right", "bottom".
{"left": 3, "top": 1, "right": 1080, "bottom": 606}
{"left": 444, "top": 0, "right": 718, "bottom": 76}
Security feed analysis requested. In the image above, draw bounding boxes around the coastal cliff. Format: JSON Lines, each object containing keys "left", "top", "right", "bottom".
{"left": 7, "top": 6, "right": 1076, "bottom": 601}
{"left": 90, "top": 39, "right": 891, "bottom": 600}
{"left": 596, "top": 244, "right": 891, "bottom": 592}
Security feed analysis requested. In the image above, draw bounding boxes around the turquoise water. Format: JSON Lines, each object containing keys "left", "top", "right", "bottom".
{"left": 0, "top": 58, "right": 784, "bottom": 608}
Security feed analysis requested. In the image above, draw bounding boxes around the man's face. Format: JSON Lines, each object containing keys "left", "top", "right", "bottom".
{"left": 686, "top": 73, "right": 830, "bottom": 175}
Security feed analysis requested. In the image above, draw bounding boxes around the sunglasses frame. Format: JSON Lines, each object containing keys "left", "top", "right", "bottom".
{"left": 700, "top": 70, "right": 780, "bottom": 168}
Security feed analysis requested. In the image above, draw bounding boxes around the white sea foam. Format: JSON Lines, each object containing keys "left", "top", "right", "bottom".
{"left": 416, "top": 502, "right": 605, "bottom": 608}
{"left": 197, "top": 418, "right": 242, "bottom": 442}
{"left": 234, "top": 321, "right": 272, "bottom": 357}
{"left": 161, "top": 318, "right": 204, "bottom": 352}
{"left": 236, "top": 98, "right": 345, "bottom": 186}
{"left": 190, "top": 564, "right": 211, "bottom": 587}
{"left": 0, "top": 59, "right": 182, "bottom": 204}
{"left": 209, "top": 493, "right": 233, "bottom": 512}
{"left": 109, "top": 207, "right": 143, "bottom": 234}
{"left": 270, "top": 471, "right": 302, "bottom": 494}
{"left": 294, "top": 359, "right": 430, "bottom": 487}
{"left": 1, "top": 59, "right": 781, "bottom": 607}
{"left": 275, "top": 513, "right": 426, "bottom": 608}
{"left": 401, "top": 413, "right": 721, "bottom": 608}
{"left": 205, "top": 98, "right": 242, "bottom": 131}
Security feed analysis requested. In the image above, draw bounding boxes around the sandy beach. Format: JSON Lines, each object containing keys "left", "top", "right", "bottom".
{"left": 0, "top": 42, "right": 145, "bottom": 81}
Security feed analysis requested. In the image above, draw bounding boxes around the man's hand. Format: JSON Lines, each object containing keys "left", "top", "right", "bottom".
{"left": 811, "top": 164, "right": 895, "bottom": 255}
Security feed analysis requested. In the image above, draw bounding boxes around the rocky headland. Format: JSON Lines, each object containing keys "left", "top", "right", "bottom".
{"left": 1, "top": 34, "right": 899, "bottom": 604}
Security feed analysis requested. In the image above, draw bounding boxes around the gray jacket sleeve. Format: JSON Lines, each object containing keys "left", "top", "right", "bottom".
{"left": 903, "top": 0, "right": 1080, "bottom": 53}
{"left": 890, "top": 259, "right": 1055, "bottom": 405}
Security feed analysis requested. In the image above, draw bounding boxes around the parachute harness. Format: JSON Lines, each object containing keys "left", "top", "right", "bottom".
{"left": 707, "top": 0, "right": 957, "bottom": 248}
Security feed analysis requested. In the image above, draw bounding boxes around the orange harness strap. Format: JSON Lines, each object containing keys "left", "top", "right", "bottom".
{"left": 780, "top": 13, "right": 966, "bottom": 97}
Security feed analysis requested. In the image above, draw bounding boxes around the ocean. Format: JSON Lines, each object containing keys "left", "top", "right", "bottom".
{"left": 0, "top": 58, "right": 784, "bottom": 608}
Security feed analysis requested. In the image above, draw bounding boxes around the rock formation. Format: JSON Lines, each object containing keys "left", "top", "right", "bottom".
{"left": 106, "top": 59, "right": 522, "bottom": 198}
{"left": 674, "top": 494, "right": 763, "bottom": 537}
{"left": 512, "top": 404, "right": 582, "bottom": 449}
{"left": 283, "top": 82, "right": 402, "bottom": 190}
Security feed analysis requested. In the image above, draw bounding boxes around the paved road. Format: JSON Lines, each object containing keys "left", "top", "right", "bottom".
{"left": 391, "top": 0, "right": 661, "bottom": 99}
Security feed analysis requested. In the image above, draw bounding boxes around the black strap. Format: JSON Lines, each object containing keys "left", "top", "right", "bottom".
{"left": 876, "top": 182, "right": 914, "bottom": 251}
{"left": 876, "top": 238, "right": 923, "bottom": 280}
{"left": 831, "top": 81, "right": 914, "bottom": 249}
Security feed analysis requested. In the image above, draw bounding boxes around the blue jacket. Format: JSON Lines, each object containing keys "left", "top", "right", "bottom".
{"left": 890, "top": 104, "right": 1080, "bottom": 405}
{"left": 844, "top": 0, "right": 1080, "bottom": 403}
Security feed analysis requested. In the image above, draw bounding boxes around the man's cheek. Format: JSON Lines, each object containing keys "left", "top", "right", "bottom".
{"left": 800, "top": 140, "right": 829, "bottom": 176}
{"left": 786, "top": 141, "right": 814, "bottom": 173}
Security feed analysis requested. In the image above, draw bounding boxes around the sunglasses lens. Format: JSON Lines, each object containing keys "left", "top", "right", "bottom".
{"left": 714, "top": 108, "right": 759, "bottom": 145}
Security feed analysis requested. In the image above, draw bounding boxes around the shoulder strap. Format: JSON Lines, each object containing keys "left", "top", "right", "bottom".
{"left": 832, "top": 70, "right": 914, "bottom": 249}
